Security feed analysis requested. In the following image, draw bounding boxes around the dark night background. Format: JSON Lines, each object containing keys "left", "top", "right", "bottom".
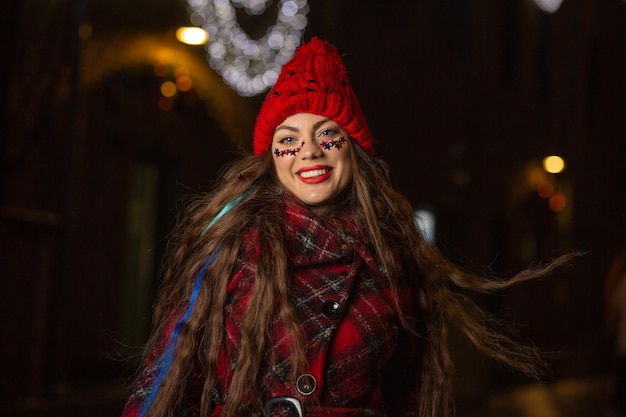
{"left": 1, "top": 0, "right": 625, "bottom": 416}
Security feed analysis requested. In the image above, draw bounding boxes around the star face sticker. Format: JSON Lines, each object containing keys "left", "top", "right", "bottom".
{"left": 319, "top": 136, "right": 346, "bottom": 151}
{"left": 274, "top": 145, "right": 303, "bottom": 157}
{"left": 273, "top": 137, "right": 346, "bottom": 157}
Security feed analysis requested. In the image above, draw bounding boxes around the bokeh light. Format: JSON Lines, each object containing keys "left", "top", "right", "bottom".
{"left": 533, "top": 0, "right": 564, "bottom": 13}
{"left": 188, "top": 0, "right": 309, "bottom": 96}
{"left": 415, "top": 208, "right": 436, "bottom": 244}
{"left": 549, "top": 193, "right": 567, "bottom": 212}
{"left": 543, "top": 155, "right": 566, "bottom": 174}
{"left": 158, "top": 97, "right": 174, "bottom": 112}
{"left": 177, "top": 78, "right": 193, "bottom": 92}
{"left": 175, "top": 67, "right": 190, "bottom": 81}
{"left": 154, "top": 63, "right": 170, "bottom": 77}
{"left": 176, "top": 27, "right": 209, "bottom": 45}
{"left": 537, "top": 181, "right": 555, "bottom": 198}
{"left": 160, "top": 81, "right": 177, "bottom": 98}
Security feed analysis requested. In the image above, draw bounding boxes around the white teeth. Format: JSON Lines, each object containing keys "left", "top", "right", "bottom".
{"left": 299, "top": 169, "right": 328, "bottom": 178}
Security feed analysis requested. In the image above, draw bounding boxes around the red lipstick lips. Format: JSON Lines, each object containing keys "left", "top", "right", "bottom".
{"left": 296, "top": 165, "right": 332, "bottom": 184}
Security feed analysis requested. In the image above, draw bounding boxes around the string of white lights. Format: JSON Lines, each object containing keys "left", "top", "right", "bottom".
{"left": 533, "top": 0, "right": 564, "bottom": 13}
{"left": 186, "top": 0, "right": 309, "bottom": 96}
{"left": 230, "top": 0, "right": 273, "bottom": 15}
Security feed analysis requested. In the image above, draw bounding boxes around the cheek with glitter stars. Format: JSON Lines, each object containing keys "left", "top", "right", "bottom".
{"left": 273, "top": 138, "right": 346, "bottom": 157}
{"left": 318, "top": 136, "right": 346, "bottom": 151}
{"left": 274, "top": 144, "right": 302, "bottom": 158}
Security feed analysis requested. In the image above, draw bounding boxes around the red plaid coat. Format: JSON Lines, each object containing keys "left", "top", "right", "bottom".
{"left": 123, "top": 198, "right": 420, "bottom": 416}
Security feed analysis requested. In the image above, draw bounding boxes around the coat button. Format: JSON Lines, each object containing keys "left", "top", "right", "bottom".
{"left": 321, "top": 300, "right": 342, "bottom": 320}
{"left": 296, "top": 373, "right": 317, "bottom": 396}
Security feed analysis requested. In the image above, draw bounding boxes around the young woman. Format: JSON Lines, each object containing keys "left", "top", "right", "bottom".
{"left": 122, "top": 37, "right": 573, "bottom": 417}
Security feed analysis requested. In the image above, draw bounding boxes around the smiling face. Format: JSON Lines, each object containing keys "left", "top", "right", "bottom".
{"left": 272, "top": 113, "right": 353, "bottom": 215}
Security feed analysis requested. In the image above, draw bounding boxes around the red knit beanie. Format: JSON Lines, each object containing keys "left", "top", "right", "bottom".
{"left": 253, "top": 37, "right": 374, "bottom": 156}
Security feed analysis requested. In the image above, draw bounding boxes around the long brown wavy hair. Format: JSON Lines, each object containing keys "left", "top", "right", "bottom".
{"left": 136, "top": 140, "right": 574, "bottom": 417}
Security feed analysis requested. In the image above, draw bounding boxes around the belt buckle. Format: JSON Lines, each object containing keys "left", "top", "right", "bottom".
{"left": 263, "top": 396, "right": 304, "bottom": 417}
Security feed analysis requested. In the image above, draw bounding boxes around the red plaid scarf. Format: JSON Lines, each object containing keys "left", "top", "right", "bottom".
{"left": 123, "top": 196, "right": 418, "bottom": 417}
{"left": 217, "top": 196, "right": 416, "bottom": 415}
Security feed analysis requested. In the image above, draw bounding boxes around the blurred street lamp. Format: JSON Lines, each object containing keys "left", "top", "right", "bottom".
{"left": 543, "top": 155, "right": 566, "bottom": 174}
{"left": 176, "top": 27, "right": 209, "bottom": 45}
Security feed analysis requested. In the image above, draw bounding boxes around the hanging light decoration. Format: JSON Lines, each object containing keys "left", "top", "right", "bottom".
{"left": 186, "top": 0, "right": 309, "bottom": 96}
{"left": 532, "top": 0, "right": 563, "bottom": 13}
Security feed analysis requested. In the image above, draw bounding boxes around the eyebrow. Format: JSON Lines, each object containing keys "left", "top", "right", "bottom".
{"left": 274, "top": 118, "right": 332, "bottom": 134}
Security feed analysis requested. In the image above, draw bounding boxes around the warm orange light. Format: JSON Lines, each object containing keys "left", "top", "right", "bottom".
{"left": 154, "top": 63, "right": 170, "bottom": 77}
{"left": 549, "top": 193, "right": 567, "bottom": 212}
{"left": 543, "top": 155, "right": 566, "bottom": 174}
{"left": 175, "top": 67, "right": 190, "bottom": 80}
{"left": 160, "top": 81, "right": 177, "bottom": 97}
{"left": 177, "top": 78, "right": 193, "bottom": 92}
{"left": 176, "top": 27, "right": 209, "bottom": 45}
{"left": 537, "top": 181, "right": 554, "bottom": 198}
{"left": 158, "top": 97, "right": 173, "bottom": 111}
{"left": 174, "top": 67, "right": 192, "bottom": 91}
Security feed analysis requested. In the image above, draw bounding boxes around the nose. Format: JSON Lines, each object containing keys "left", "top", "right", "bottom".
{"left": 300, "top": 138, "right": 323, "bottom": 159}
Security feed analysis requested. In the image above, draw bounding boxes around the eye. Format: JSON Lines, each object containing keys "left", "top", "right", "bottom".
{"left": 277, "top": 136, "right": 298, "bottom": 146}
{"left": 318, "top": 127, "right": 340, "bottom": 137}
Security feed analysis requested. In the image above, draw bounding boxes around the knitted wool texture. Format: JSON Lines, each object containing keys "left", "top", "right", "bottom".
{"left": 253, "top": 37, "right": 374, "bottom": 156}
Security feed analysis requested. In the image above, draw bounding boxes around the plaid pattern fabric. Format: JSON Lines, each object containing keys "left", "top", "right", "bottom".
{"left": 123, "top": 197, "right": 420, "bottom": 417}
{"left": 220, "top": 198, "right": 418, "bottom": 415}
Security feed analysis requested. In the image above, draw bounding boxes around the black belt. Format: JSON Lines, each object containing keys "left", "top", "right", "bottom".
{"left": 263, "top": 397, "right": 304, "bottom": 417}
